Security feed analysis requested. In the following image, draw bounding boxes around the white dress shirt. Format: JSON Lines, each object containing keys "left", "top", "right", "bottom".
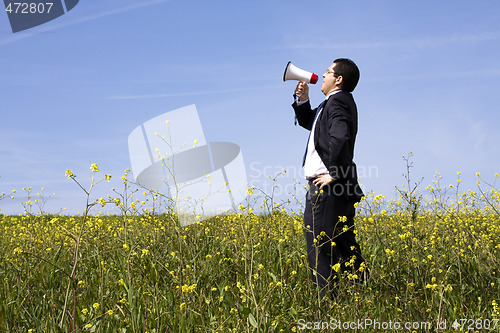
{"left": 299, "top": 90, "right": 341, "bottom": 180}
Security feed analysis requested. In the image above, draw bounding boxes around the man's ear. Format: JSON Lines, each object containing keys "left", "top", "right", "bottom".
{"left": 335, "top": 75, "right": 344, "bottom": 88}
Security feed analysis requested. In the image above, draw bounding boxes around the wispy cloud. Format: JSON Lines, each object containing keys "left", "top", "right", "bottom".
{"left": 53, "top": 0, "right": 171, "bottom": 27}
{"left": 107, "top": 84, "right": 281, "bottom": 100}
{"left": 364, "top": 68, "right": 500, "bottom": 83}
{"left": 282, "top": 30, "right": 500, "bottom": 50}
{"left": 0, "top": 0, "right": 170, "bottom": 46}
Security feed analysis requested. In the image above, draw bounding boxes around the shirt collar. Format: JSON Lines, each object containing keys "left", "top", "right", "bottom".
{"left": 325, "top": 89, "right": 342, "bottom": 100}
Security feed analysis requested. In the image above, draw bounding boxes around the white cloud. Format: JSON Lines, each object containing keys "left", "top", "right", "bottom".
{"left": 107, "top": 84, "right": 281, "bottom": 100}
{"left": 281, "top": 30, "right": 500, "bottom": 50}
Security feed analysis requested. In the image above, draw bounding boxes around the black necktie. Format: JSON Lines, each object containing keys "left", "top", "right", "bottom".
{"left": 302, "top": 100, "right": 326, "bottom": 166}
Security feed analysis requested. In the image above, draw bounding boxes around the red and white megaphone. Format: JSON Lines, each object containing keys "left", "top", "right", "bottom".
{"left": 283, "top": 61, "right": 318, "bottom": 84}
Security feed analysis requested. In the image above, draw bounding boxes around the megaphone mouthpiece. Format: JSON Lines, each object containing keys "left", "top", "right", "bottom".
{"left": 283, "top": 61, "right": 318, "bottom": 84}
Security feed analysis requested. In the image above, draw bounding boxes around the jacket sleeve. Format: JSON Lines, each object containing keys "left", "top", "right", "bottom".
{"left": 292, "top": 100, "right": 316, "bottom": 131}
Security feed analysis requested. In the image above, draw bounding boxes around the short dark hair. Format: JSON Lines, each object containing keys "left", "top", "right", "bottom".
{"left": 333, "top": 58, "right": 359, "bottom": 92}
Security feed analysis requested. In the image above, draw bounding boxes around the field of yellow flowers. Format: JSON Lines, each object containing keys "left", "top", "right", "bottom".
{"left": 0, "top": 164, "right": 499, "bottom": 332}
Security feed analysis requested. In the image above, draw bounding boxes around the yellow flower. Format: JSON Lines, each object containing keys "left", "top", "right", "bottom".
{"left": 81, "top": 308, "right": 88, "bottom": 315}
{"left": 107, "top": 310, "right": 114, "bottom": 316}
{"left": 105, "top": 174, "right": 111, "bottom": 181}
{"left": 181, "top": 283, "right": 197, "bottom": 293}
{"left": 179, "top": 302, "right": 186, "bottom": 310}
{"left": 65, "top": 169, "right": 74, "bottom": 178}
{"left": 92, "top": 302, "right": 100, "bottom": 310}
{"left": 90, "top": 163, "right": 99, "bottom": 172}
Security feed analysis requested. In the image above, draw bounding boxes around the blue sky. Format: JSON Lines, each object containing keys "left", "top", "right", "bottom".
{"left": 1, "top": 0, "right": 500, "bottom": 214}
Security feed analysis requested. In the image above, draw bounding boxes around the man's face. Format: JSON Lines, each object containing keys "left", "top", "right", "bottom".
{"left": 321, "top": 63, "right": 341, "bottom": 96}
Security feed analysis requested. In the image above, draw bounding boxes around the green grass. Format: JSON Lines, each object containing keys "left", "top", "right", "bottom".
{"left": 1, "top": 166, "right": 500, "bottom": 332}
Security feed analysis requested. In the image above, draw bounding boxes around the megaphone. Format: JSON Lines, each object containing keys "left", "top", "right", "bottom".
{"left": 283, "top": 61, "right": 318, "bottom": 84}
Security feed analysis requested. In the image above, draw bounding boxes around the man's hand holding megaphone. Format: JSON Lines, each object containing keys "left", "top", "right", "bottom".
{"left": 283, "top": 61, "right": 318, "bottom": 102}
{"left": 294, "top": 81, "right": 309, "bottom": 102}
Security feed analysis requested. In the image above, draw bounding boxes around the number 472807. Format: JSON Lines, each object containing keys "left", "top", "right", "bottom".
{"left": 5, "top": 2, "right": 54, "bottom": 14}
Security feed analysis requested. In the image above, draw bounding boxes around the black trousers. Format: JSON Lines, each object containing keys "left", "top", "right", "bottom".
{"left": 304, "top": 181, "right": 365, "bottom": 290}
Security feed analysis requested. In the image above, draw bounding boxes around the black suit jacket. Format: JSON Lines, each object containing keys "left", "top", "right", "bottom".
{"left": 293, "top": 90, "right": 364, "bottom": 202}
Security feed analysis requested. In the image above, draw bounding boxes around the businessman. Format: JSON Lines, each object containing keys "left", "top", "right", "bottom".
{"left": 292, "top": 58, "right": 366, "bottom": 296}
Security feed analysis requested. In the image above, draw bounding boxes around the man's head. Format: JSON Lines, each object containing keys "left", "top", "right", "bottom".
{"left": 321, "top": 58, "right": 359, "bottom": 95}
